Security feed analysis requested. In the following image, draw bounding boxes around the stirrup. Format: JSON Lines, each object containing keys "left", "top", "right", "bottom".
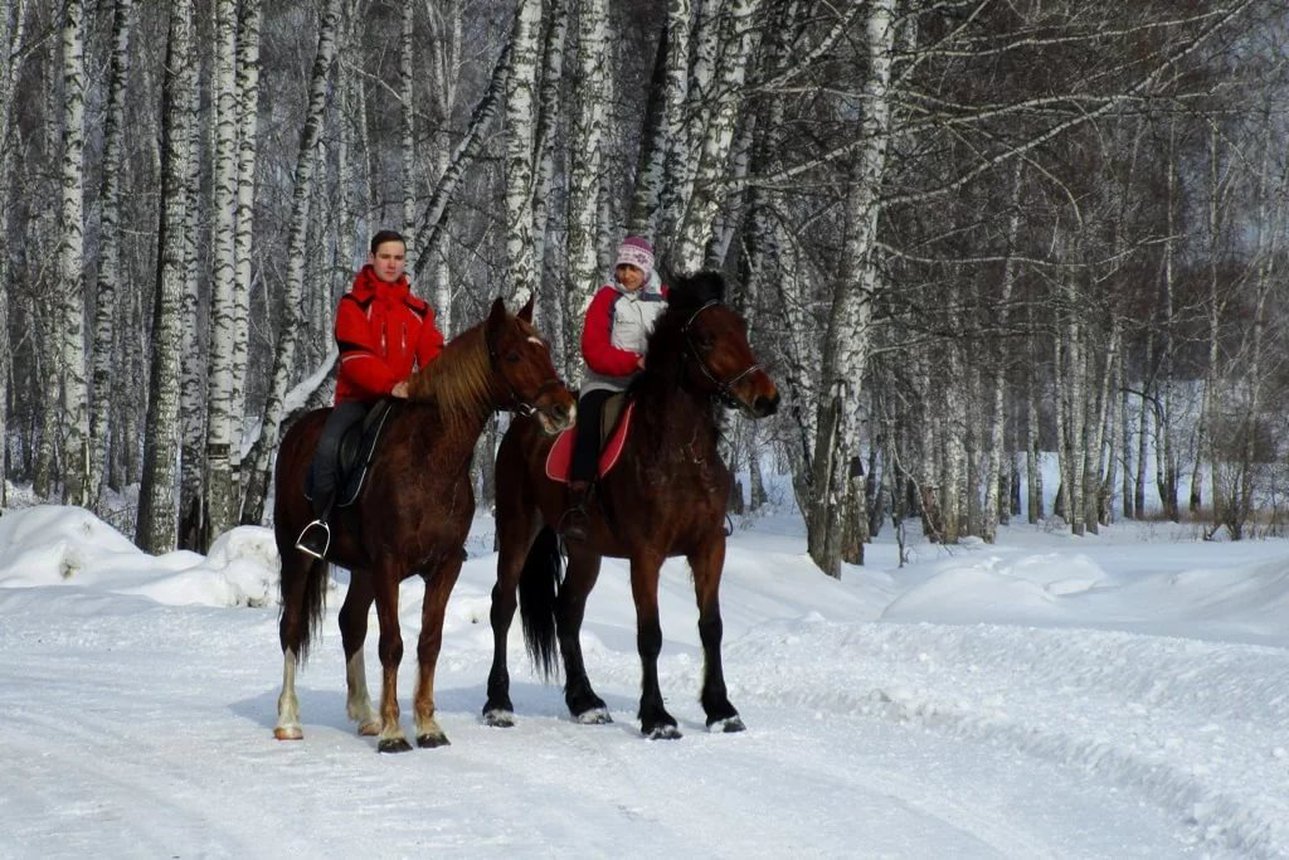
{"left": 557, "top": 505, "right": 589, "bottom": 541}
{"left": 295, "top": 519, "right": 331, "bottom": 560}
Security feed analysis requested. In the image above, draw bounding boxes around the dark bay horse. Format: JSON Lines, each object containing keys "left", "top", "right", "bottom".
{"left": 273, "top": 297, "right": 575, "bottom": 752}
{"left": 484, "top": 271, "right": 780, "bottom": 739}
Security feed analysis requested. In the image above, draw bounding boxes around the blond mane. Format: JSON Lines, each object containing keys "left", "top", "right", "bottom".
{"left": 404, "top": 323, "right": 495, "bottom": 432}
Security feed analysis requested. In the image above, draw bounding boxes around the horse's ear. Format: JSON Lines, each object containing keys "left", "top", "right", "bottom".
{"left": 486, "top": 296, "right": 508, "bottom": 349}
{"left": 518, "top": 293, "right": 535, "bottom": 323}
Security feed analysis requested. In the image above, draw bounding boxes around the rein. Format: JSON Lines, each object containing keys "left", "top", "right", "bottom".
{"left": 680, "top": 300, "right": 762, "bottom": 408}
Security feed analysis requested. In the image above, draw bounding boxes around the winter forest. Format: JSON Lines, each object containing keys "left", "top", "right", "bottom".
{"left": 3, "top": 0, "right": 1288, "bottom": 578}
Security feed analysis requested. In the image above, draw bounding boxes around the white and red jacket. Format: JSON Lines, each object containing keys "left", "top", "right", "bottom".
{"left": 579, "top": 270, "right": 668, "bottom": 395}
{"left": 333, "top": 265, "right": 444, "bottom": 404}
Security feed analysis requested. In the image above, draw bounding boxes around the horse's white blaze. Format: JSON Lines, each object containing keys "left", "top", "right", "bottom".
{"left": 274, "top": 648, "right": 302, "bottom": 739}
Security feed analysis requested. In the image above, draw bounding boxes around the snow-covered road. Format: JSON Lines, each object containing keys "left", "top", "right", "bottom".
{"left": 2, "top": 507, "right": 1287, "bottom": 857}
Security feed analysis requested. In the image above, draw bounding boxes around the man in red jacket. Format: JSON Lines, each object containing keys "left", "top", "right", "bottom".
{"left": 295, "top": 229, "right": 445, "bottom": 558}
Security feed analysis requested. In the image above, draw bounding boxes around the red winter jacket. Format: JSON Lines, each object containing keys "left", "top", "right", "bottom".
{"left": 334, "top": 265, "right": 445, "bottom": 404}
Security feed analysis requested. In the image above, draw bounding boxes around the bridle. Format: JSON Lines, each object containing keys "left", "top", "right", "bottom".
{"left": 489, "top": 333, "right": 564, "bottom": 417}
{"left": 680, "top": 300, "right": 762, "bottom": 408}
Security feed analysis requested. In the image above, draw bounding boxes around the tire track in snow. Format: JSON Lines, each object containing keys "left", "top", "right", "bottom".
{"left": 723, "top": 617, "right": 1289, "bottom": 857}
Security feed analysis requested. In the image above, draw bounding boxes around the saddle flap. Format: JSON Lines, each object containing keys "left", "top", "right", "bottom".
{"left": 335, "top": 400, "right": 396, "bottom": 506}
{"left": 545, "top": 398, "right": 635, "bottom": 485}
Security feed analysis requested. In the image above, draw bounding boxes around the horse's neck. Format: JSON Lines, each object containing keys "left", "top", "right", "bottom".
{"left": 410, "top": 329, "right": 496, "bottom": 427}
{"left": 635, "top": 376, "right": 718, "bottom": 457}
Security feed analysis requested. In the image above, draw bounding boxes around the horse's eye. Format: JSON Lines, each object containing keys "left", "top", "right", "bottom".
{"left": 506, "top": 351, "right": 521, "bottom": 364}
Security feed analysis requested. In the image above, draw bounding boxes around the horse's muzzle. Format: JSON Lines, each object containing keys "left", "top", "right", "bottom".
{"left": 750, "top": 390, "right": 780, "bottom": 418}
{"left": 536, "top": 400, "right": 576, "bottom": 436}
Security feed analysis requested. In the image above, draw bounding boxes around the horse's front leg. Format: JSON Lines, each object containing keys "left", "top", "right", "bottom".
{"left": 372, "top": 565, "right": 411, "bottom": 753}
{"left": 413, "top": 551, "right": 464, "bottom": 748}
{"left": 338, "top": 571, "right": 379, "bottom": 736}
{"left": 689, "top": 536, "right": 743, "bottom": 732}
{"left": 630, "top": 550, "right": 679, "bottom": 739}
{"left": 558, "top": 549, "right": 610, "bottom": 724}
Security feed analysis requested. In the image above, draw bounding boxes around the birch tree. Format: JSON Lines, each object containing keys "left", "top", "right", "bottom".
{"left": 504, "top": 0, "right": 542, "bottom": 308}
{"left": 400, "top": 1, "right": 416, "bottom": 231}
{"left": 205, "top": 0, "right": 244, "bottom": 541}
{"left": 806, "top": 0, "right": 895, "bottom": 576}
{"left": 0, "top": 0, "right": 29, "bottom": 506}
{"left": 137, "top": 0, "right": 195, "bottom": 553}
{"left": 421, "top": 0, "right": 462, "bottom": 330}
{"left": 241, "top": 0, "right": 343, "bottom": 524}
{"left": 562, "top": 0, "right": 608, "bottom": 379}
{"left": 58, "top": 0, "right": 89, "bottom": 507}
{"left": 88, "top": 0, "right": 133, "bottom": 512}
{"left": 672, "top": 0, "right": 765, "bottom": 269}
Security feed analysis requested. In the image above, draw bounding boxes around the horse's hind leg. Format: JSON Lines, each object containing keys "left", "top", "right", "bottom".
{"left": 689, "top": 538, "right": 743, "bottom": 732}
{"left": 274, "top": 552, "right": 325, "bottom": 741}
{"left": 483, "top": 464, "right": 541, "bottom": 727}
{"left": 413, "top": 552, "right": 465, "bottom": 748}
{"left": 338, "top": 571, "right": 379, "bottom": 736}
{"left": 483, "top": 523, "right": 532, "bottom": 727}
{"left": 627, "top": 551, "right": 680, "bottom": 739}
{"left": 558, "top": 549, "right": 611, "bottom": 724}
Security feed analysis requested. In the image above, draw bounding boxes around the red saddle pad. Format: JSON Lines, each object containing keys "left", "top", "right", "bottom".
{"left": 545, "top": 401, "right": 635, "bottom": 484}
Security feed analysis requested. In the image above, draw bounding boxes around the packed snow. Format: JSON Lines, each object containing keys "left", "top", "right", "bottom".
{"left": 2, "top": 497, "right": 1288, "bottom": 857}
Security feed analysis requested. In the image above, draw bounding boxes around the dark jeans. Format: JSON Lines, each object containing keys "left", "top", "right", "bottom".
{"left": 309, "top": 400, "right": 368, "bottom": 515}
{"left": 570, "top": 389, "right": 614, "bottom": 484}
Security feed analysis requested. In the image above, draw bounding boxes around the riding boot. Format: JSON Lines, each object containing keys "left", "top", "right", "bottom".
{"left": 560, "top": 480, "right": 591, "bottom": 541}
{"left": 295, "top": 493, "right": 334, "bottom": 560}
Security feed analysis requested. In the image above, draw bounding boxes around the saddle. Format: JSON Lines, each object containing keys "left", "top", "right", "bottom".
{"left": 306, "top": 399, "right": 396, "bottom": 507}
{"left": 545, "top": 395, "right": 634, "bottom": 484}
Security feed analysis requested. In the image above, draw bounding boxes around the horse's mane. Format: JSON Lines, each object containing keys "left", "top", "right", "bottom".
{"left": 638, "top": 270, "right": 727, "bottom": 392}
{"left": 405, "top": 322, "right": 495, "bottom": 431}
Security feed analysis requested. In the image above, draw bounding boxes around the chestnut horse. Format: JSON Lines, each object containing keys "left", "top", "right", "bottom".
{"left": 273, "top": 297, "right": 575, "bottom": 752}
{"left": 484, "top": 271, "right": 780, "bottom": 739}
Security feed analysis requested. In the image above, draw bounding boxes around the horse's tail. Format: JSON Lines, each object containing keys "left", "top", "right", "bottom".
{"left": 518, "top": 526, "right": 563, "bottom": 681}
{"left": 279, "top": 557, "right": 329, "bottom": 665}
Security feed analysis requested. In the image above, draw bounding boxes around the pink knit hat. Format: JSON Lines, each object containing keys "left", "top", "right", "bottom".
{"left": 614, "top": 236, "right": 654, "bottom": 273}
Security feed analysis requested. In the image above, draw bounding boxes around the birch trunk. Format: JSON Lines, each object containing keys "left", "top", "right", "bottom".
{"left": 806, "top": 0, "right": 894, "bottom": 576}
{"left": 178, "top": 31, "right": 207, "bottom": 551}
{"left": 653, "top": 0, "right": 692, "bottom": 253}
{"left": 88, "top": 0, "right": 133, "bottom": 513}
{"left": 563, "top": 0, "right": 608, "bottom": 380}
{"left": 231, "top": 0, "right": 262, "bottom": 461}
{"left": 241, "top": 0, "right": 342, "bottom": 524}
{"left": 137, "top": 0, "right": 195, "bottom": 553}
{"left": 981, "top": 161, "right": 1023, "bottom": 542}
{"left": 531, "top": 0, "right": 567, "bottom": 275}
{"left": 400, "top": 2, "right": 416, "bottom": 230}
{"left": 673, "top": 0, "right": 765, "bottom": 270}
{"left": 59, "top": 0, "right": 89, "bottom": 507}
{"left": 206, "top": 0, "right": 242, "bottom": 540}
{"left": 423, "top": 0, "right": 461, "bottom": 331}
{"left": 504, "top": 0, "right": 542, "bottom": 307}
{"left": 0, "top": 0, "right": 29, "bottom": 505}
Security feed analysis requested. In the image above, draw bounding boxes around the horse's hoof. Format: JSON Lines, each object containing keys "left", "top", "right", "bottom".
{"left": 644, "top": 724, "right": 682, "bottom": 740}
{"left": 377, "top": 737, "right": 413, "bottom": 754}
{"left": 357, "top": 720, "right": 381, "bottom": 737}
{"left": 575, "top": 707, "right": 613, "bottom": 725}
{"left": 416, "top": 732, "right": 451, "bottom": 749}
{"left": 273, "top": 725, "right": 303, "bottom": 741}
{"left": 709, "top": 715, "right": 745, "bottom": 733}
{"left": 483, "top": 709, "right": 515, "bottom": 728}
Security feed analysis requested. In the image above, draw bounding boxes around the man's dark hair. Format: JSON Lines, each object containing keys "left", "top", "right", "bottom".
{"left": 370, "top": 229, "right": 406, "bottom": 255}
